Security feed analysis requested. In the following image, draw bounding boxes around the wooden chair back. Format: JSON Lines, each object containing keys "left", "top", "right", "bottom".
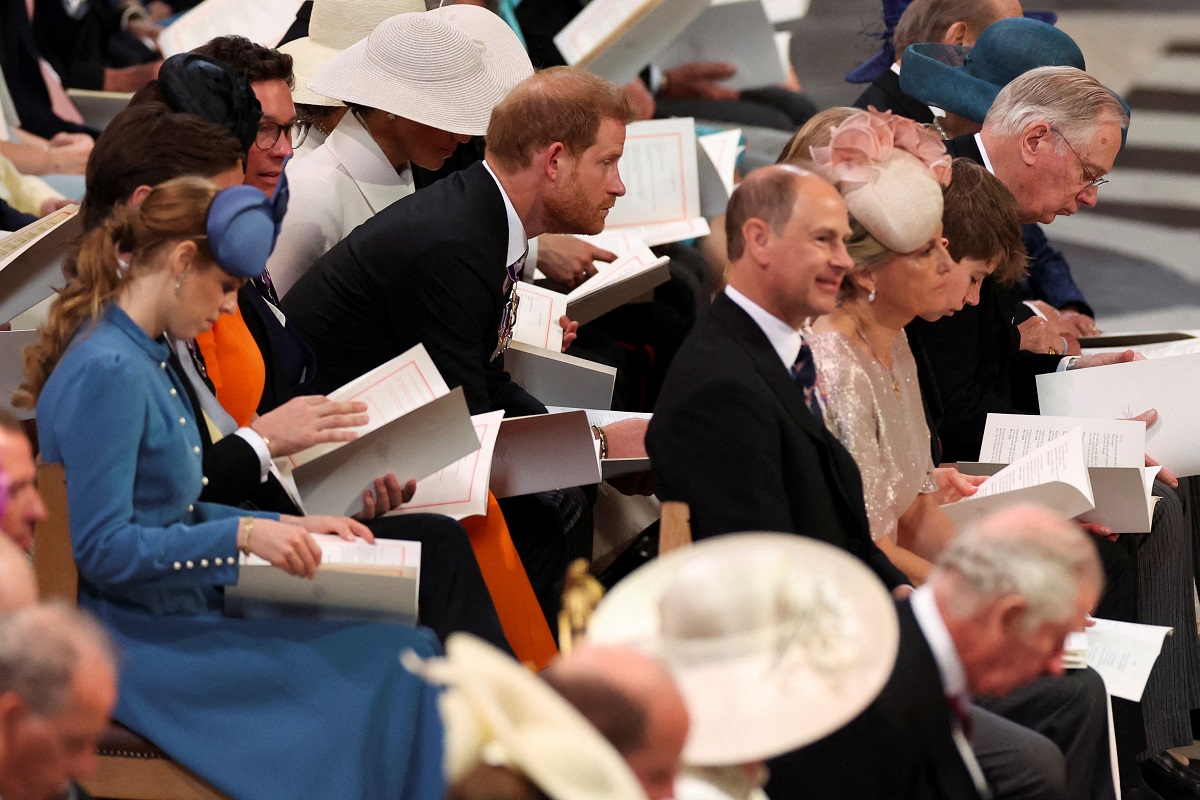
{"left": 32, "top": 462, "right": 78, "bottom": 604}
{"left": 658, "top": 501, "right": 692, "bottom": 555}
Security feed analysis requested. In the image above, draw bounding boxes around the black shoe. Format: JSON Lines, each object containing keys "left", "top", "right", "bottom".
{"left": 1142, "top": 753, "right": 1200, "bottom": 799}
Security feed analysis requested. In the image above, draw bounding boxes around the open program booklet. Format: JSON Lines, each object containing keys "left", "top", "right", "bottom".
{"left": 553, "top": 0, "right": 709, "bottom": 85}
{"left": 942, "top": 428, "right": 1096, "bottom": 529}
{"left": 1037, "top": 354, "right": 1200, "bottom": 477}
{"left": 1064, "top": 618, "right": 1173, "bottom": 702}
{"left": 954, "top": 414, "right": 1160, "bottom": 533}
{"left": 278, "top": 345, "right": 480, "bottom": 517}
{"left": 0, "top": 205, "right": 80, "bottom": 325}
{"left": 225, "top": 536, "right": 421, "bottom": 624}
{"left": 515, "top": 237, "right": 671, "bottom": 331}
{"left": 602, "top": 118, "right": 712, "bottom": 246}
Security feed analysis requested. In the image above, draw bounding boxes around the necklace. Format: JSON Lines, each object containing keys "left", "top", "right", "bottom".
{"left": 849, "top": 315, "right": 901, "bottom": 396}
{"left": 931, "top": 116, "right": 949, "bottom": 141}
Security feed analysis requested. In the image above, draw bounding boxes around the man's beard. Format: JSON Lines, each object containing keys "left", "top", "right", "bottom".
{"left": 543, "top": 178, "right": 608, "bottom": 236}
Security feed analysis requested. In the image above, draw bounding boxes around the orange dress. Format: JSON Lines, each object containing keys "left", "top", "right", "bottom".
{"left": 461, "top": 493, "right": 558, "bottom": 669}
{"left": 194, "top": 306, "right": 267, "bottom": 428}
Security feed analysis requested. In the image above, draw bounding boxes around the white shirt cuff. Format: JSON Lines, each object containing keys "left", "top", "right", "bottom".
{"left": 522, "top": 236, "right": 540, "bottom": 283}
{"left": 233, "top": 428, "right": 272, "bottom": 483}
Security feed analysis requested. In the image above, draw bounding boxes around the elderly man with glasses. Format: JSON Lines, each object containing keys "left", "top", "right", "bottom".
{"left": 906, "top": 64, "right": 1200, "bottom": 800}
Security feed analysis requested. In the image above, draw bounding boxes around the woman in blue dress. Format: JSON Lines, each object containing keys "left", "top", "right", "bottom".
{"left": 17, "top": 176, "right": 445, "bottom": 800}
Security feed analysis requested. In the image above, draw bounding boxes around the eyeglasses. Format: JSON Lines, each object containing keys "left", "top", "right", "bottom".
{"left": 1052, "top": 128, "right": 1109, "bottom": 191}
{"left": 254, "top": 120, "right": 308, "bottom": 151}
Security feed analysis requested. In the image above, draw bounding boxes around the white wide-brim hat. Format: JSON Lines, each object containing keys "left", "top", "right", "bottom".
{"left": 307, "top": 5, "right": 533, "bottom": 135}
{"left": 279, "top": 0, "right": 425, "bottom": 107}
{"left": 588, "top": 533, "right": 899, "bottom": 767}
{"left": 407, "top": 634, "right": 648, "bottom": 800}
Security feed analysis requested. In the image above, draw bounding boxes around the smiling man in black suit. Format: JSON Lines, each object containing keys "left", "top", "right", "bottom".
{"left": 646, "top": 164, "right": 909, "bottom": 590}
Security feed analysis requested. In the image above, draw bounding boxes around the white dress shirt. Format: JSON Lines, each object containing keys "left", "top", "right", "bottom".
{"left": 724, "top": 285, "right": 803, "bottom": 369}
{"left": 268, "top": 111, "right": 414, "bottom": 297}
{"left": 910, "top": 585, "right": 989, "bottom": 795}
{"left": 482, "top": 159, "right": 530, "bottom": 267}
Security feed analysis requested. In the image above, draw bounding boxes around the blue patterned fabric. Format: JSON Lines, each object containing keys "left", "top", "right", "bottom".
{"left": 37, "top": 304, "right": 446, "bottom": 800}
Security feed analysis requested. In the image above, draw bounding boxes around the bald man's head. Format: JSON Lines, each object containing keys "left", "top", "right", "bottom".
{"left": 542, "top": 646, "right": 689, "bottom": 800}
{"left": 0, "top": 535, "right": 35, "bottom": 613}
{"left": 724, "top": 165, "right": 854, "bottom": 327}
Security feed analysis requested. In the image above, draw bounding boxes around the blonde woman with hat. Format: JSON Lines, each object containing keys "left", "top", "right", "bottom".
{"left": 409, "top": 633, "right": 650, "bottom": 800}
{"left": 789, "top": 109, "right": 996, "bottom": 584}
{"left": 277, "top": 0, "right": 426, "bottom": 158}
{"left": 586, "top": 533, "right": 902, "bottom": 800}
{"left": 267, "top": 5, "right": 534, "bottom": 296}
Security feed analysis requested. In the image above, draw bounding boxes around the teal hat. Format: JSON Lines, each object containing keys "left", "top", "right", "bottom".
{"left": 899, "top": 17, "right": 1084, "bottom": 124}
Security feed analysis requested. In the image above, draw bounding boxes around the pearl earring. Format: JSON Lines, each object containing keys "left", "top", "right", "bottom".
{"left": 175, "top": 275, "right": 184, "bottom": 296}
{"left": 867, "top": 289, "right": 876, "bottom": 303}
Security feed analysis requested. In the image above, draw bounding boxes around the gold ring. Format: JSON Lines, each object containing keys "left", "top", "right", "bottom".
{"left": 1047, "top": 347, "right": 1056, "bottom": 355}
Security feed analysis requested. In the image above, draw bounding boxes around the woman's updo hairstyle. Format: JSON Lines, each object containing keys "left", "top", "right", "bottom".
{"left": 16, "top": 177, "right": 220, "bottom": 408}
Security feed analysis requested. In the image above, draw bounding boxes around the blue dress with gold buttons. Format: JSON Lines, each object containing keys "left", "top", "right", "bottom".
{"left": 37, "top": 305, "right": 445, "bottom": 800}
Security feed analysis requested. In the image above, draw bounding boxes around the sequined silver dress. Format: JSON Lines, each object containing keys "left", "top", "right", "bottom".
{"left": 808, "top": 329, "right": 937, "bottom": 541}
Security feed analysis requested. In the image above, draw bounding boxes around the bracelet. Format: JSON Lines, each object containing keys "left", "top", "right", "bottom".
{"left": 591, "top": 425, "right": 609, "bottom": 460}
{"left": 1060, "top": 336, "right": 1069, "bottom": 355}
{"left": 239, "top": 517, "right": 254, "bottom": 556}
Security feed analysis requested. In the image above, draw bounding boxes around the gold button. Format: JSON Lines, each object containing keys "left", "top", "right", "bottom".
{"left": 202, "top": 476, "right": 209, "bottom": 487}
{"left": 214, "top": 557, "right": 223, "bottom": 567}
{"left": 179, "top": 417, "right": 187, "bottom": 425}
{"left": 187, "top": 504, "right": 194, "bottom": 513}
{"left": 200, "top": 559, "right": 209, "bottom": 568}
{"left": 186, "top": 560, "right": 194, "bottom": 569}
{"left": 160, "top": 361, "right": 166, "bottom": 369}
{"left": 169, "top": 388, "right": 177, "bottom": 396}
{"left": 173, "top": 561, "right": 182, "bottom": 571}
{"left": 193, "top": 446, "right": 201, "bottom": 454}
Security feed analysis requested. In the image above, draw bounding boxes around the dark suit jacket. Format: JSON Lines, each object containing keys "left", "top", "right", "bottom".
{"left": 0, "top": 0, "right": 98, "bottom": 139}
{"left": 945, "top": 134, "right": 1091, "bottom": 315}
{"left": 647, "top": 294, "right": 907, "bottom": 589}
{"left": 171, "top": 347, "right": 301, "bottom": 514}
{"left": 514, "top": 0, "right": 582, "bottom": 68}
{"left": 906, "top": 278, "right": 1060, "bottom": 462}
{"left": 1, "top": 199, "right": 35, "bottom": 231}
{"left": 767, "top": 602, "right": 984, "bottom": 800}
{"left": 282, "top": 161, "right": 543, "bottom": 417}
{"left": 906, "top": 136, "right": 1069, "bottom": 461}
{"left": 852, "top": 68, "right": 935, "bottom": 123}
{"left": 238, "top": 285, "right": 317, "bottom": 415}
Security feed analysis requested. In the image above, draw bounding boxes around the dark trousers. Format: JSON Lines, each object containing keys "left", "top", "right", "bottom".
{"left": 369, "top": 513, "right": 511, "bottom": 655}
{"left": 978, "top": 669, "right": 1115, "bottom": 800}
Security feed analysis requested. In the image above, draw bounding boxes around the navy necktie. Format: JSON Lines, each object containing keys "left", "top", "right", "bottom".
{"left": 791, "top": 342, "right": 824, "bottom": 424}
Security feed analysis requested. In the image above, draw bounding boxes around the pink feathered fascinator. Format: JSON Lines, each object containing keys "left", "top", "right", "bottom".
{"left": 810, "top": 109, "right": 952, "bottom": 254}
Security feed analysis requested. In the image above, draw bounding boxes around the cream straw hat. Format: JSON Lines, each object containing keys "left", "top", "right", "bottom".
{"left": 588, "top": 533, "right": 900, "bottom": 767}
{"left": 406, "top": 634, "right": 648, "bottom": 800}
{"left": 307, "top": 5, "right": 533, "bottom": 135}
{"left": 279, "top": 0, "right": 425, "bottom": 107}
{"left": 809, "top": 109, "right": 952, "bottom": 254}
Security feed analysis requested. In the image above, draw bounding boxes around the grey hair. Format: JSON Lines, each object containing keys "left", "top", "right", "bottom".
{"left": 0, "top": 603, "right": 116, "bottom": 716}
{"left": 894, "top": 0, "right": 1006, "bottom": 55}
{"left": 933, "top": 505, "right": 1104, "bottom": 632}
{"left": 983, "top": 66, "right": 1129, "bottom": 153}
